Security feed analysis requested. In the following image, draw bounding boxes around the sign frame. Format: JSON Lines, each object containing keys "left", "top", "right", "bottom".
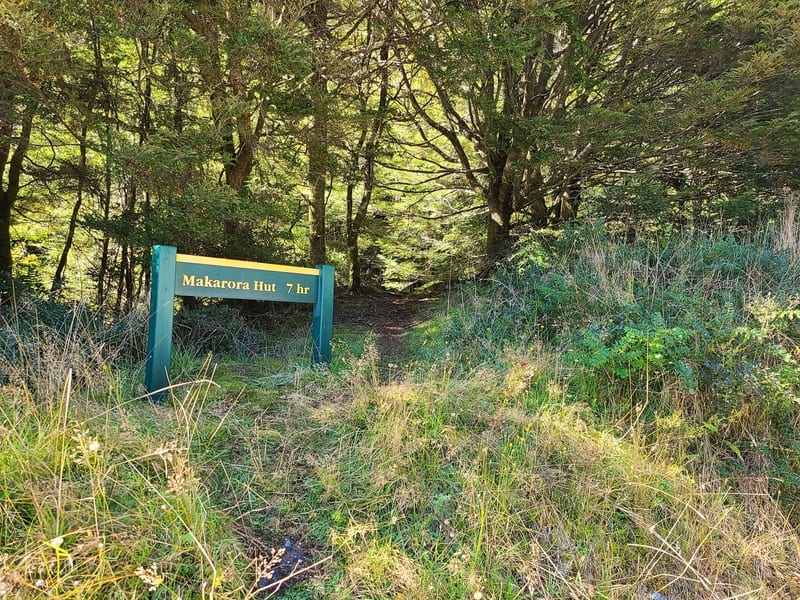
{"left": 144, "top": 245, "right": 334, "bottom": 399}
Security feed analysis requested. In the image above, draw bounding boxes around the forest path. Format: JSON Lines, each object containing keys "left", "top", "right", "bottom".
{"left": 333, "top": 290, "right": 442, "bottom": 360}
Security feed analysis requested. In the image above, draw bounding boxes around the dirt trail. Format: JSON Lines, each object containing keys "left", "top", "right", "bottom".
{"left": 333, "top": 291, "right": 440, "bottom": 359}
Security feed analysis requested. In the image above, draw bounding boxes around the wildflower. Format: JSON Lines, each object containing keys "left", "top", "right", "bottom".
{"left": 135, "top": 564, "right": 163, "bottom": 592}
{"left": 0, "top": 576, "right": 15, "bottom": 598}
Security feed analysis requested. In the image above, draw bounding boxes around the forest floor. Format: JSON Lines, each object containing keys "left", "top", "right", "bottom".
{"left": 333, "top": 290, "right": 441, "bottom": 359}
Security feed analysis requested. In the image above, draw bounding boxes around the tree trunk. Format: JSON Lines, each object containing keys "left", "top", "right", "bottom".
{"left": 486, "top": 194, "right": 513, "bottom": 263}
{"left": 96, "top": 156, "right": 111, "bottom": 307}
{"left": 483, "top": 62, "right": 519, "bottom": 264}
{"left": 346, "top": 24, "right": 391, "bottom": 291}
{"left": 306, "top": 0, "right": 328, "bottom": 267}
{"left": 185, "top": 5, "right": 264, "bottom": 260}
{"left": 558, "top": 175, "right": 582, "bottom": 221}
{"left": 0, "top": 194, "right": 11, "bottom": 278}
{"left": 0, "top": 113, "right": 33, "bottom": 278}
{"left": 345, "top": 147, "right": 377, "bottom": 292}
{"left": 485, "top": 151, "right": 513, "bottom": 263}
{"left": 308, "top": 107, "right": 327, "bottom": 266}
{"left": 51, "top": 194, "right": 82, "bottom": 293}
{"left": 527, "top": 192, "right": 549, "bottom": 227}
{"left": 92, "top": 17, "right": 113, "bottom": 308}
{"left": 348, "top": 232, "right": 361, "bottom": 292}
{"left": 52, "top": 124, "right": 89, "bottom": 292}
{"left": 138, "top": 192, "right": 151, "bottom": 297}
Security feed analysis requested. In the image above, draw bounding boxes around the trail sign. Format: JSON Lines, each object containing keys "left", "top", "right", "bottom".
{"left": 144, "top": 245, "right": 334, "bottom": 399}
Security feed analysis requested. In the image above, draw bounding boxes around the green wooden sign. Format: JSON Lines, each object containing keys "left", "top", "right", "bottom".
{"left": 144, "top": 245, "right": 334, "bottom": 399}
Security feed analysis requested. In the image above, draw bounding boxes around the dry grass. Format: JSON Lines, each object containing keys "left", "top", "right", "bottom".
{"left": 5, "top": 214, "right": 800, "bottom": 598}
{"left": 771, "top": 192, "right": 800, "bottom": 261}
{"left": 0, "top": 315, "right": 253, "bottom": 599}
{"left": 264, "top": 344, "right": 800, "bottom": 599}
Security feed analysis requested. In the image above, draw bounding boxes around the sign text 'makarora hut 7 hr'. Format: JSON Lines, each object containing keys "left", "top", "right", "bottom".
{"left": 144, "top": 246, "right": 334, "bottom": 399}
{"left": 173, "top": 253, "right": 320, "bottom": 303}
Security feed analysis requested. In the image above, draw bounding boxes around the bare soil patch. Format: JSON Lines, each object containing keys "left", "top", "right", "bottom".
{"left": 333, "top": 290, "right": 440, "bottom": 359}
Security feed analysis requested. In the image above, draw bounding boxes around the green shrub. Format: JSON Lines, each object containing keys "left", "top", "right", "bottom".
{"left": 433, "top": 223, "right": 800, "bottom": 505}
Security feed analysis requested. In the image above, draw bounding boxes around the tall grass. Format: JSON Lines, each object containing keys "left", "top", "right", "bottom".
{"left": 0, "top": 306, "right": 254, "bottom": 599}
{"left": 427, "top": 216, "right": 800, "bottom": 507}
{"left": 4, "top": 212, "right": 800, "bottom": 598}
{"left": 269, "top": 345, "right": 800, "bottom": 598}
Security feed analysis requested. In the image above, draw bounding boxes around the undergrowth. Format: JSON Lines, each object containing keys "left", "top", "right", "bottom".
{"left": 3, "top": 212, "right": 800, "bottom": 598}
{"left": 0, "top": 307, "right": 250, "bottom": 598}
{"left": 426, "top": 217, "right": 800, "bottom": 513}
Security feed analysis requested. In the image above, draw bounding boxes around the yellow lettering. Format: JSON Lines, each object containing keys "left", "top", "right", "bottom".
{"left": 287, "top": 282, "right": 310, "bottom": 294}
{"left": 254, "top": 280, "right": 276, "bottom": 292}
{"left": 181, "top": 274, "right": 250, "bottom": 289}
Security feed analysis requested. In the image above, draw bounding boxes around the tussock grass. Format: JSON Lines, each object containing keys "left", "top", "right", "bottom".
{"left": 770, "top": 193, "right": 800, "bottom": 261}
{"left": 0, "top": 312, "right": 253, "bottom": 599}
{"left": 286, "top": 348, "right": 800, "bottom": 599}
{"left": 4, "top": 214, "right": 800, "bottom": 598}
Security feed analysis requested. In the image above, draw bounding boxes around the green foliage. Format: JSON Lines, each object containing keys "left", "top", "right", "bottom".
{"left": 171, "top": 302, "right": 312, "bottom": 358}
{"left": 239, "top": 339, "right": 799, "bottom": 598}
{"left": 4, "top": 225, "right": 800, "bottom": 597}
{"left": 4, "top": 0, "right": 800, "bottom": 301}
{"left": 4, "top": 0, "right": 800, "bottom": 593}
{"left": 568, "top": 313, "right": 695, "bottom": 386}
{"left": 0, "top": 376, "right": 250, "bottom": 598}
{"left": 434, "top": 223, "right": 800, "bottom": 504}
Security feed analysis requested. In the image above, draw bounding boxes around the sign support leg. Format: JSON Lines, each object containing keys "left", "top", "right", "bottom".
{"left": 144, "top": 245, "right": 177, "bottom": 400}
{"left": 312, "top": 264, "right": 334, "bottom": 364}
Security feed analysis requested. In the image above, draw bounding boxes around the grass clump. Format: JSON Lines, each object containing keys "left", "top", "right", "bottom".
{"left": 4, "top": 215, "right": 800, "bottom": 598}
{"left": 0, "top": 308, "right": 258, "bottom": 599}
{"left": 430, "top": 218, "right": 800, "bottom": 511}
{"left": 258, "top": 345, "right": 800, "bottom": 598}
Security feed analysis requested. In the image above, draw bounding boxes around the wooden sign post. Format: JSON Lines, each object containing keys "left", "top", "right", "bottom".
{"left": 144, "top": 245, "right": 334, "bottom": 399}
